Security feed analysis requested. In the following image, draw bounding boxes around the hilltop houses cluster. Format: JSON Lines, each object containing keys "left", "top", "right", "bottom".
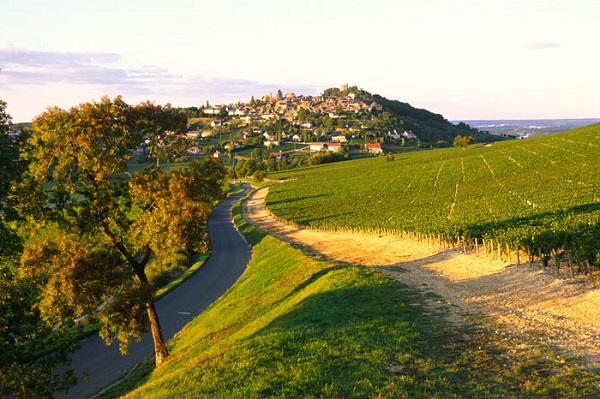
{"left": 189, "top": 88, "right": 397, "bottom": 156}
{"left": 202, "top": 90, "right": 383, "bottom": 124}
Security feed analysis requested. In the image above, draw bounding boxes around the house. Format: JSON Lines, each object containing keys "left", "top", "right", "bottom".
{"left": 233, "top": 108, "right": 248, "bottom": 116}
{"left": 402, "top": 131, "right": 418, "bottom": 140}
{"left": 201, "top": 130, "right": 214, "bottom": 139}
{"left": 203, "top": 106, "right": 224, "bottom": 116}
{"left": 291, "top": 134, "right": 301, "bottom": 142}
{"left": 187, "top": 146, "right": 201, "bottom": 155}
{"left": 330, "top": 135, "right": 348, "bottom": 143}
{"left": 224, "top": 143, "right": 241, "bottom": 150}
{"left": 213, "top": 151, "right": 224, "bottom": 158}
{"left": 186, "top": 131, "right": 200, "bottom": 140}
{"left": 326, "top": 142, "right": 343, "bottom": 152}
{"left": 366, "top": 143, "right": 383, "bottom": 154}
{"left": 269, "top": 151, "right": 283, "bottom": 160}
{"left": 387, "top": 130, "right": 402, "bottom": 140}
{"left": 264, "top": 140, "right": 280, "bottom": 147}
{"left": 263, "top": 132, "right": 276, "bottom": 141}
{"left": 370, "top": 102, "right": 383, "bottom": 112}
{"left": 309, "top": 142, "right": 326, "bottom": 152}
{"left": 210, "top": 120, "right": 222, "bottom": 127}
{"left": 8, "top": 130, "right": 20, "bottom": 139}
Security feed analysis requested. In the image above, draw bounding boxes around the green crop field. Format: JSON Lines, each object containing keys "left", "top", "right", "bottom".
{"left": 266, "top": 124, "right": 600, "bottom": 266}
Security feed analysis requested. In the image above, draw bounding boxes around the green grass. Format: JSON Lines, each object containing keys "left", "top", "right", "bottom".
{"left": 124, "top": 161, "right": 191, "bottom": 175}
{"left": 265, "top": 124, "right": 600, "bottom": 264}
{"left": 96, "top": 195, "right": 600, "bottom": 398}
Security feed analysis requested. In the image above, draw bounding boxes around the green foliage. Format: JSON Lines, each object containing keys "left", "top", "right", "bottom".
{"left": 253, "top": 169, "right": 266, "bottom": 185}
{"left": 0, "top": 258, "right": 77, "bottom": 398}
{"left": 266, "top": 124, "right": 600, "bottom": 266}
{"left": 18, "top": 96, "right": 226, "bottom": 369}
{"left": 0, "top": 100, "right": 23, "bottom": 255}
{"left": 0, "top": 99, "right": 22, "bottom": 210}
{"left": 453, "top": 135, "right": 475, "bottom": 148}
{"left": 1, "top": 98, "right": 78, "bottom": 398}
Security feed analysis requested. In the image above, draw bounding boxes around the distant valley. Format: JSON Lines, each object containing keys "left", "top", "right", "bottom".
{"left": 456, "top": 118, "right": 600, "bottom": 137}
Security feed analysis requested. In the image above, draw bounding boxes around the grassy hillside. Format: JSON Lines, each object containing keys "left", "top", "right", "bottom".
{"left": 97, "top": 196, "right": 600, "bottom": 398}
{"left": 266, "top": 123, "right": 600, "bottom": 266}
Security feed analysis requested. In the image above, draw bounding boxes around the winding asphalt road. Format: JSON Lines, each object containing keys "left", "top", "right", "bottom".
{"left": 59, "top": 183, "right": 253, "bottom": 398}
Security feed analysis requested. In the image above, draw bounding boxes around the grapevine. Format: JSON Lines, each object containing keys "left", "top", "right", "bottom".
{"left": 266, "top": 124, "right": 600, "bottom": 270}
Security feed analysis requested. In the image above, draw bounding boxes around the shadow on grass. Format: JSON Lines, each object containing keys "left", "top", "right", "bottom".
{"left": 94, "top": 357, "right": 156, "bottom": 399}
{"left": 239, "top": 269, "right": 600, "bottom": 398}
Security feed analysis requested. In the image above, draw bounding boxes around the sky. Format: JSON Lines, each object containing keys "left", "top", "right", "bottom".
{"left": 1, "top": 0, "right": 599, "bottom": 122}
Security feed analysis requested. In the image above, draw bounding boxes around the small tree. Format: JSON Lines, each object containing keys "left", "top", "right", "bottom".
{"left": 20, "top": 96, "right": 226, "bottom": 368}
{"left": 454, "top": 135, "right": 474, "bottom": 149}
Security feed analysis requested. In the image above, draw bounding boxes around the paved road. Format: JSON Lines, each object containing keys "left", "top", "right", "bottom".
{"left": 59, "top": 183, "right": 252, "bottom": 398}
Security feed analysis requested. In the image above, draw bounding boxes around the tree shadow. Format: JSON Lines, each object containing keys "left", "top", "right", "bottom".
{"left": 240, "top": 277, "right": 457, "bottom": 397}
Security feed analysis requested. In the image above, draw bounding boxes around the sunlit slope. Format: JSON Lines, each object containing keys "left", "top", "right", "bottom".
{"left": 267, "top": 123, "right": 600, "bottom": 263}
{"left": 113, "top": 203, "right": 599, "bottom": 398}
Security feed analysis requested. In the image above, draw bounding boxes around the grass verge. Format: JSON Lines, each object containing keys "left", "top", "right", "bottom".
{"left": 96, "top": 195, "right": 600, "bottom": 398}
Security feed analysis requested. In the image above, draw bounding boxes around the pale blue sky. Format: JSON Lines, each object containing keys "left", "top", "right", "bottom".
{"left": 1, "top": 0, "right": 599, "bottom": 122}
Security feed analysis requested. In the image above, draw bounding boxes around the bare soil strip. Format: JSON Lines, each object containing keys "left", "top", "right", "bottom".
{"left": 243, "top": 186, "right": 600, "bottom": 368}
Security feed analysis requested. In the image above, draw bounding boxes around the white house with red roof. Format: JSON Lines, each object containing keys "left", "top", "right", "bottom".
{"left": 365, "top": 143, "right": 383, "bottom": 154}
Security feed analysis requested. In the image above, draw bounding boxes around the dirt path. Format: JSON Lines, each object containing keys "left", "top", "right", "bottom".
{"left": 243, "top": 186, "right": 600, "bottom": 369}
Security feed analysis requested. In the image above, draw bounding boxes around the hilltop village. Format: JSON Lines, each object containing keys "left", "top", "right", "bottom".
{"left": 202, "top": 89, "right": 383, "bottom": 122}
{"left": 182, "top": 85, "right": 420, "bottom": 159}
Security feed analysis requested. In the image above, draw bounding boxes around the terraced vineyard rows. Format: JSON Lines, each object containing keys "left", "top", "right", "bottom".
{"left": 267, "top": 123, "right": 600, "bottom": 267}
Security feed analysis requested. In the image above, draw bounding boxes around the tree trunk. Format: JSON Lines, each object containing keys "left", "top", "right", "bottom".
{"left": 146, "top": 301, "right": 169, "bottom": 366}
{"left": 130, "top": 251, "right": 169, "bottom": 367}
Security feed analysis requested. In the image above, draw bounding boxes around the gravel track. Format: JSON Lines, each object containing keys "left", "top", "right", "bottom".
{"left": 243, "top": 186, "right": 600, "bottom": 369}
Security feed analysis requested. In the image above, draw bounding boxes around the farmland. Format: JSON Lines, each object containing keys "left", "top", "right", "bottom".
{"left": 99, "top": 197, "right": 600, "bottom": 398}
{"left": 266, "top": 123, "right": 600, "bottom": 267}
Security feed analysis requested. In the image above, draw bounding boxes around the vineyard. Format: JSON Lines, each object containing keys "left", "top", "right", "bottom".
{"left": 266, "top": 123, "right": 600, "bottom": 271}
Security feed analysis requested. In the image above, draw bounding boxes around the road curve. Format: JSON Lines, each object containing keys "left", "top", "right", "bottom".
{"left": 59, "top": 183, "right": 253, "bottom": 398}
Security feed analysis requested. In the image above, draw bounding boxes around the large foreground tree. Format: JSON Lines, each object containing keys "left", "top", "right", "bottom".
{"left": 20, "top": 96, "right": 226, "bottom": 368}
{"left": 1, "top": 98, "right": 78, "bottom": 398}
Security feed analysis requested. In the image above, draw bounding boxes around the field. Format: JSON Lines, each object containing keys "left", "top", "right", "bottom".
{"left": 97, "top": 197, "right": 600, "bottom": 398}
{"left": 266, "top": 123, "right": 600, "bottom": 267}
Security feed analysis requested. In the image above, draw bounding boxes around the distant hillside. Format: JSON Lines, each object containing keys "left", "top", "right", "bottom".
{"left": 324, "top": 86, "right": 504, "bottom": 144}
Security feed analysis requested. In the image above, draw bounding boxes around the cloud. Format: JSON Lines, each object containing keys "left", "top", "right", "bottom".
{"left": 0, "top": 48, "right": 321, "bottom": 98}
{"left": 0, "top": 48, "right": 179, "bottom": 86}
{"left": 520, "top": 41, "right": 562, "bottom": 50}
{"left": 0, "top": 48, "right": 324, "bottom": 120}
{"left": 0, "top": 48, "right": 121, "bottom": 67}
